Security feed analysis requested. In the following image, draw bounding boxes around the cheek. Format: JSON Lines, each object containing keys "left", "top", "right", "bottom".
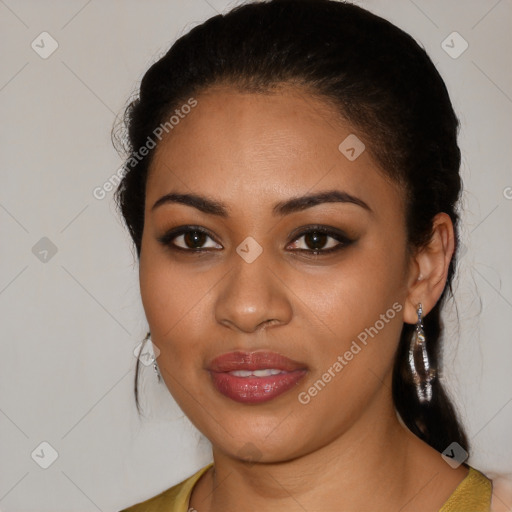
{"left": 301, "top": 244, "right": 405, "bottom": 336}
{"left": 139, "top": 257, "right": 214, "bottom": 407}
{"left": 140, "top": 245, "right": 209, "bottom": 334}
{"left": 139, "top": 247, "right": 220, "bottom": 388}
{"left": 295, "top": 239, "right": 407, "bottom": 390}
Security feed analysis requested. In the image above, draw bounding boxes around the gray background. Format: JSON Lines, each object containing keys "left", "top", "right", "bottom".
{"left": 1, "top": 0, "right": 511, "bottom": 510}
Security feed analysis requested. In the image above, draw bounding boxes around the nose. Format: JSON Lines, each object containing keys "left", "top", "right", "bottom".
{"left": 214, "top": 252, "right": 293, "bottom": 334}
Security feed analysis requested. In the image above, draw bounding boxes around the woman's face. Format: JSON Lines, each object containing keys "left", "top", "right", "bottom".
{"left": 139, "top": 85, "right": 416, "bottom": 462}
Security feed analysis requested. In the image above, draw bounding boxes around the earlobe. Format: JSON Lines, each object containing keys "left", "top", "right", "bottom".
{"left": 403, "top": 280, "right": 428, "bottom": 324}
{"left": 403, "top": 213, "right": 455, "bottom": 325}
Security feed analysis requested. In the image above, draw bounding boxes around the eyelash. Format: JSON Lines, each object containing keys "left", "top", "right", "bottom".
{"left": 157, "top": 224, "right": 355, "bottom": 256}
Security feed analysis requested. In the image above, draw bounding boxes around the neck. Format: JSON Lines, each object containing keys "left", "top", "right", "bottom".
{"left": 195, "top": 380, "right": 425, "bottom": 512}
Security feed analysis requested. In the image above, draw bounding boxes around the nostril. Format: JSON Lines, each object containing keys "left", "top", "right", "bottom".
{"left": 259, "top": 318, "right": 280, "bottom": 329}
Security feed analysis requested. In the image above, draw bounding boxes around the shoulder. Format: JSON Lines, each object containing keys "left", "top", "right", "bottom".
{"left": 119, "top": 462, "right": 214, "bottom": 512}
{"left": 439, "top": 465, "right": 493, "bottom": 512}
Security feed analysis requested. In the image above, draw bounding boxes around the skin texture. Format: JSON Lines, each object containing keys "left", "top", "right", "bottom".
{"left": 139, "top": 85, "right": 468, "bottom": 511}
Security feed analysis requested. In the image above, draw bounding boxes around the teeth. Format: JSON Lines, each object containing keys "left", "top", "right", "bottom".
{"left": 230, "top": 370, "right": 253, "bottom": 377}
{"left": 229, "top": 369, "right": 285, "bottom": 377}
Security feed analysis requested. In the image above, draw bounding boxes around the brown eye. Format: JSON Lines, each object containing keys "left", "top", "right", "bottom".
{"left": 303, "top": 232, "right": 329, "bottom": 251}
{"left": 183, "top": 230, "right": 207, "bottom": 249}
{"left": 287, "top": 226, "right": 354, "bottom": 255}
{"left": 157, "top": 226, "right": 222, "bottom": 251}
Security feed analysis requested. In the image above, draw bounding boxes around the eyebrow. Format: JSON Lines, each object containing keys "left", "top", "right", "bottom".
{"left": 151, "top": 189, "right": 372, "bottom": 216}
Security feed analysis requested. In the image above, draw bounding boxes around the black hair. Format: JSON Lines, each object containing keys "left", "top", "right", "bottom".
{"left": 113, "top": 0, "right": 468, "bottom": 455}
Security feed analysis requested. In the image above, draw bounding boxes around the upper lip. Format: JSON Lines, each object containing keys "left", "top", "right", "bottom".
{"left": 207, "top": 351, "right": 308, "bottom": 372}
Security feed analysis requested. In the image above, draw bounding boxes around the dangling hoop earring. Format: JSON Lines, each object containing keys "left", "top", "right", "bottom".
{"left": 408, "top": 303, "right": 437, "bottom": 403}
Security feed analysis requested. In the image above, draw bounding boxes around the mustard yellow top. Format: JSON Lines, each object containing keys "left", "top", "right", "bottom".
{"left": 119, "top": 463, "right": 492, "bottom": 512}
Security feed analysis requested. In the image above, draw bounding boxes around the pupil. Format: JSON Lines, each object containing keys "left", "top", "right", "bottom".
{"left": 305, "top": 232, "right": 326, "bottom": 250}
{"left": 185, "top": 231, "right": 205, "bottom": 248}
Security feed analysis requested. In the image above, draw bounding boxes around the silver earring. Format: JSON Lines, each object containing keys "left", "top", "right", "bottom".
{"left": 152, "top": 355, "right": 162, "bottom": 381}
{"left": 408, "top": 303, "right": 436, "bottom": 403}
{"left": 144, "top": 332, "right": 162, "bottom": 381}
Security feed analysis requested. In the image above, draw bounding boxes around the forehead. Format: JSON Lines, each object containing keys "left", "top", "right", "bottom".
{"left": 145, "top": 85, "right": 403, "bottom": 220}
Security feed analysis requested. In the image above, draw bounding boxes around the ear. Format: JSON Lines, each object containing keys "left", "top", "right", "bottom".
{"left": 403, "top": 212, "right": 455, "bottom": 325}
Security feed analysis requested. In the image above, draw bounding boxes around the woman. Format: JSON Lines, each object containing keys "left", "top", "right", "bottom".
{"left": 115, "top": 0, "right": 508, "bottom": 510}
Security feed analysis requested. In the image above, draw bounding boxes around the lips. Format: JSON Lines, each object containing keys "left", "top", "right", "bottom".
{"left": 207, "top": 351, "right": 308, "bottom": 404}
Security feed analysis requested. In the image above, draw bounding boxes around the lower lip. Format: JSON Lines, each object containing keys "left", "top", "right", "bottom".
{"left": 209, "top": 370, "right": 307, "bottom": 404}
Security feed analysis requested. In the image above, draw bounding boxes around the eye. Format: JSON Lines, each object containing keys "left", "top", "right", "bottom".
{"left": 157, "top": 224, "right": 354, "bottom": 256}
{"left": 287, "top": 225, "right": 354, "bottom": 255}
{"left": 157, "top": 226, "right": 222, "bottom": 252}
